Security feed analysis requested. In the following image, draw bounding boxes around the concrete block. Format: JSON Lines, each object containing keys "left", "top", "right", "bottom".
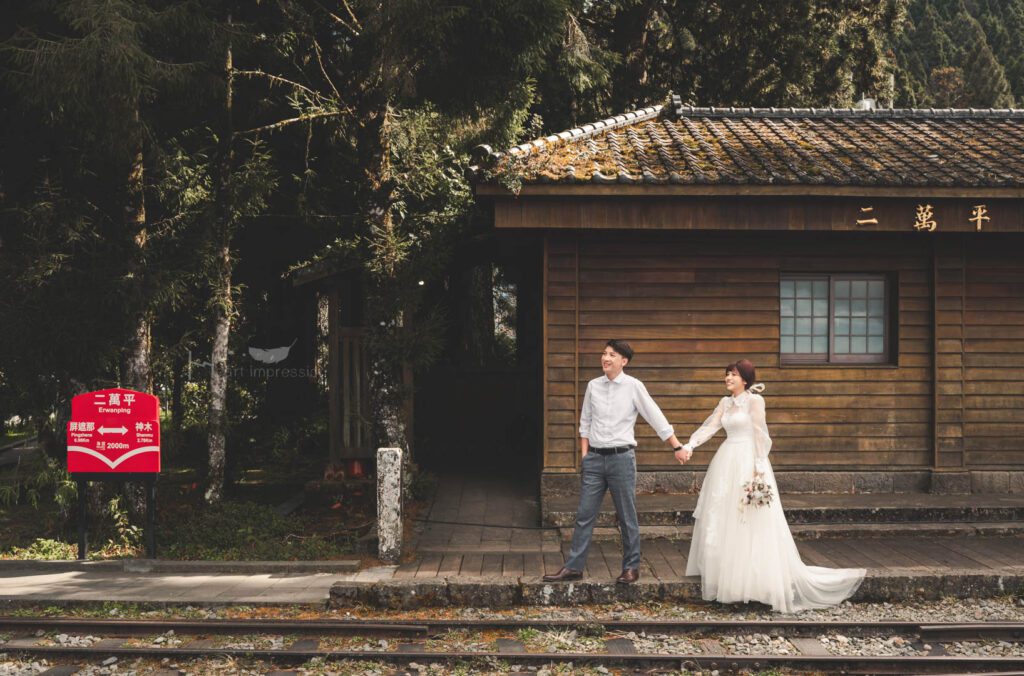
{"left": 813, "top": 472, "right": 855, "bottom": 493}
{"left": 659, "top": 580, "right": 703, "bottom": 603}
{"left": 930, "top": 471, "right": 971, "bottom": 495}
{"left": 331, "top": 579, "right": 448, "bottom": 609}
{"left": 446, "top": 577, "right": 520, "bottom": 607}
{"left": 893, "top": 472, "right": 930, "bottom": 493}
{"left": 636, "top": 471, "right": 699, "bottom": 494}
{"left": 540, "top": 473, "right": 580, "bottom": 499}
{"left": 972, "top": 471, "right": 1010, "bottom": 494}
{"left": 774, "top": 472, "right": 816, "bottom": 493}
{"left": 854, "top": 573, "right": 1024, "bottom": 603}
{"left": 377, "top": 447, "right": 403, "bottom": 563}
{"left": 854, "top": 472, "right": 894, "bottom": 494}
{"left": 520, "top": 579, "right": 592, "bottom": 606}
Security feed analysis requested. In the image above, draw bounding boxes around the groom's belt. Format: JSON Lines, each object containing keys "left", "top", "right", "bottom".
{"left": 589, "top": 445, "right": 636, "bottom": 455}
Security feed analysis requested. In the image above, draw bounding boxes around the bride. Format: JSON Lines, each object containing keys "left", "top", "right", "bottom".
{"left": 679, "top": 359, "right": 865, "bottom": 613}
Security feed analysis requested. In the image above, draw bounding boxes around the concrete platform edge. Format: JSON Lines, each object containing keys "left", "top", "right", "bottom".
{"left": 0, "top": 559, "right": 360, "bottom": 574}
{"left": 329, "top": 571, "right": 1024, "bottom": 609}
{"left": 0, "top": 598, "right": 329, "bottom": 610}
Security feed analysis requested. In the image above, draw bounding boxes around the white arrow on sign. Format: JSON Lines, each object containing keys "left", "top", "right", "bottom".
{"left": 98, "top": 426, "right": 128, "bottom": 435}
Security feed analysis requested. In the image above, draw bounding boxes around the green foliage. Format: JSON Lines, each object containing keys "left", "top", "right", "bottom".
{"left": 3, "top": 0, "right": 1018, "bottom": 542}
{"left": 3, "top": 538, "right": 77, "bottom": 560}
{"left": 0, "top": 452, "right": 76, "bottom": 511}
{"left": 406, "top": 468, "right": 438, "bottom": 502}
{"left": 104, "top": 495, "right": 142, "bottom": 553}
{"left": 517, "top": 627, "right": 540, "bottom": 642}
{"left": 535, "top": 0, "right": 905, "bottom": 130}
{"left": 2, "top": 0, "right": 200, "bottom": 153}
{"left": 892, "top": 0, "right": 1023, "bottom": 107}
{"left": 162, "top": 501, "right": 353, "bottom": 560}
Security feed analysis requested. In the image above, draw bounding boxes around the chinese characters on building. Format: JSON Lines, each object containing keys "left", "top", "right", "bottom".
{"left": 912, "top": 204, "right": 991, "bottom": 231}
{"left": 856, "top": 206, "right": 878, "bottom": 226}
{"left": 970, "top": 204, "right": 989, "bottom": 231}
{"left": 913, "top": 204, "right": 937, "bottom": 232}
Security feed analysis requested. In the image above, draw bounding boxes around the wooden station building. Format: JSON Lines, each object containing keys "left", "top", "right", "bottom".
{"left": 472, "top": 96, "right": 1024, "bottom": 501}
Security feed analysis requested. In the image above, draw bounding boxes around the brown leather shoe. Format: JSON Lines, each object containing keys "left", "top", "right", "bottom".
{"left": 616, "top": 568, "right": 640, "bottom": 584}
{"left": 543, "top": 566, "right": 583, "bottom": 582}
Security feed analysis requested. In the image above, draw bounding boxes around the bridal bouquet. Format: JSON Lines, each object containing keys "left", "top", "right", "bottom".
{"left": 740, "top": 476, "right": 775, "bottom": 510}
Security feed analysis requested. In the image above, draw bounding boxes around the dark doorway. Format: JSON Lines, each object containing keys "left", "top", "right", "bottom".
{"left": 413, "top": 234, "right": 542, "bottom": 478}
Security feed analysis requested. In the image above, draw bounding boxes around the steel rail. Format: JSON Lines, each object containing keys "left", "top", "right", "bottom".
{"left": 4, "top": 616, "right": 1024, "bottom": 639}
{"left": 2, "top": 644, "right": 1024, "bottom": 673}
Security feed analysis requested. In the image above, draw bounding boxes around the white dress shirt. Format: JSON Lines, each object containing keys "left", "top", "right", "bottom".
{"left": 579, "top": 371, "right": 675, "bottom": 448}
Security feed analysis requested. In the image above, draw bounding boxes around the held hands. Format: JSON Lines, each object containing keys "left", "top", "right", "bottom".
{"left": 674, "top": 444, "right": 693, "bottom": 465}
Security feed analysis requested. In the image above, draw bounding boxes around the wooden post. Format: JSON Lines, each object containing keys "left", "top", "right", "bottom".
{"left": 931, "top": 238, "right": 939, "bottom": 469}
{"left": 145, "top": 476, "right": 157, "bottom": 559}
{"left": 572, "top": 234, "right": 580, "bottom": 471}
{"left": 328, "top": 288, "right": 342, "bottom": 464}
{"left": 77, "top": 478, "right": 87, "bottom": 560}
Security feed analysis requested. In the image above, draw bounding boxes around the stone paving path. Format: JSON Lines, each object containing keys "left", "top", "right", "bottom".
{"left": 0, "top": 567, "right": 398, "bottom": 604}
{"left": 411, "top": 472, "right": 562, "bottom": 554}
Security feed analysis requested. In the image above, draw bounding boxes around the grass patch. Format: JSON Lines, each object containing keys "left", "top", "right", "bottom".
{"left": 3, "top": 538, "right": 76, "bottom": 560}
{"left": 161, "top": 500, "right": 355, "bottom": 560}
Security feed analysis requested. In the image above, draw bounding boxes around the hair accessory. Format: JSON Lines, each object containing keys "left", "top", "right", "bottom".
{"left": 748, "top": 383, "right": 766, "bottom": 393}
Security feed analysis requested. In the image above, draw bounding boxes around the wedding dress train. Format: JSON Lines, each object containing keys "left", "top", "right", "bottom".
{"left": 685, "top": 390, "right": 865, "bottom": 613}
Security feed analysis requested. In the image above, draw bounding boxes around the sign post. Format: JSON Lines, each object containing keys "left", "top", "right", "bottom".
{"left": 67, "top": 388, "right": 161, "bottom": 559}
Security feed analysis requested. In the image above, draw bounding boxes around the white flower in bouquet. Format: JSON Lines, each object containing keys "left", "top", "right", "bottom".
{"left": 740, "top": 476, "right": 775, "bottom": 511}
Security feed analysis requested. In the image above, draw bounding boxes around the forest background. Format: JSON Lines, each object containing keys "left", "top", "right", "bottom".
{"left": 0, "top": 0, "right": 1021, "bottom": 531}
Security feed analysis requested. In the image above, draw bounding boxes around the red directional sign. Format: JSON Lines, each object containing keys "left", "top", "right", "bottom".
{"left": 66, "top": 388, "right": 161, "bottom": 473}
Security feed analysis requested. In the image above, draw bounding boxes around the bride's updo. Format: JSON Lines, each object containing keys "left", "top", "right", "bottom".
{"left": 725, "top": 359, "right": 756, "bottom": 390}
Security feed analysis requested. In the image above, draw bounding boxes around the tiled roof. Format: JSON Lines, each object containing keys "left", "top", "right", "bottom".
{"left": 473, "top": 95, "right": 1024, "bottom": 188}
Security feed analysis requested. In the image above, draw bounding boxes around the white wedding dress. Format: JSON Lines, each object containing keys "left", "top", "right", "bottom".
{"left": 685, "top": 390, "right": 865, "bottom": 613}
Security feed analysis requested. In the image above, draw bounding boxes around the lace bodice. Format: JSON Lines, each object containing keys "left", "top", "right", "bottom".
{"left": 685, "top": 390, "right": 773, "bottom": 473}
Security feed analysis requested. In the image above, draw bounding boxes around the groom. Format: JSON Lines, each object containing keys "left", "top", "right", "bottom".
{"left": 544, "top": 339, "right": 690, "bottom": 584}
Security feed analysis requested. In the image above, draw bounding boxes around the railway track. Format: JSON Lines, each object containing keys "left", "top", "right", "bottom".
{"left": 1, "top": 616, "right": 1023, "bottom": 674}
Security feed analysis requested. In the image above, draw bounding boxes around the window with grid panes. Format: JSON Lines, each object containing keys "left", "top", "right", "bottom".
{"left": 780, "top": 274, "right": 892, "bottom": 364}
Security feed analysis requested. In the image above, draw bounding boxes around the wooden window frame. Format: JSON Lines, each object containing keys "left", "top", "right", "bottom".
{"left": 780, "top": 272, "right": 895, "bottom": 366}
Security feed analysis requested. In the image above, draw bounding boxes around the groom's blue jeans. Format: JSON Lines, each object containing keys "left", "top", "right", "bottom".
{"left": 564, "top": 449, "right": 641, "bottom": 573}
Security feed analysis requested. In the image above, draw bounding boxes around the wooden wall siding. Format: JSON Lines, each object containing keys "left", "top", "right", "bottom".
{"left": 496, "top": 196, "right": 1024, "bottom": 234}
{"left": 963, "top": 236, "right": 1024, "bottom": 467}
{"left": 544, "top": 230, "right": 936, "bottom": 471}
{"left": 934, "top": 238, "right": 966, "bottom": 468}
{"left": 545, "top": 235, "right": 581, "bottom": 472}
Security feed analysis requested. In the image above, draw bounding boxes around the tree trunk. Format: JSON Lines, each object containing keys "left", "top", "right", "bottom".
{"left": 170, "top": 353, "right": 185, "bottom": 435}
{"left": 123, "top": 108, "right": 149, "bottom": 520}
{"left": 461, "top": 264, "right": 495, "bottom": 366}
{"left": 205, "top": 20, "right": 234, "bottom": 504}
{"left": 124, "top": 316, "right": 150, "bottom": 392}
{"left": 205, "top": 247, "right": 231, "bottom": 503}
{"left": 124, "top": 134, "right": 151, "bottom": 393}
{"left": 357, "top": 101, "right": 410, "bottom": 452}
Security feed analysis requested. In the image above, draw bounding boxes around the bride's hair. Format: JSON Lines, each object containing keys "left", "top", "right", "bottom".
{"left": 725, "top": 359, "right": 756, "bottom": 389}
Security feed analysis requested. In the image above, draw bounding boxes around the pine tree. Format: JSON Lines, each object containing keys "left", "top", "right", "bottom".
{"left": 950, "top": 8, "right": 1015, "bottom": 106}
{"left": 890, "top": 0, "right": 1024, "bottom": 107}
{"left": 2, "top": 0, "right": 200, "bottom": 396}
{"left": 233, "top": 0, "right": 568, "bottom": 461}
{"left": 561, "top": 0, "right": 904, "bottom": 111}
